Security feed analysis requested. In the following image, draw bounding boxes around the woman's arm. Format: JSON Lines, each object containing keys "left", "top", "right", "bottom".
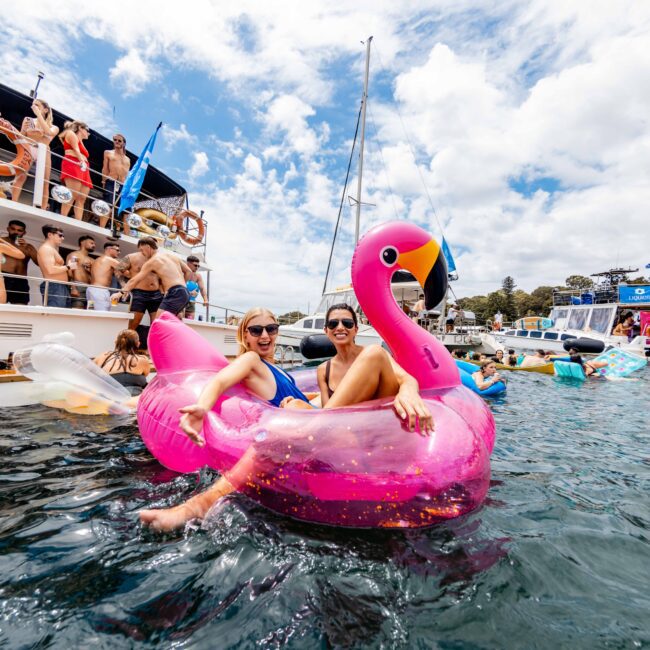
{"left": 387, "top": 356, "right": 434, "bottom": 433}
{"left": 32, "top": 105, "right": 58, "bottom": 138}
{"left": 472, "top": 371, "right": 496, "bottom": 391}
{"left": 179, "top": 352, "right": 260, "bottom": 445}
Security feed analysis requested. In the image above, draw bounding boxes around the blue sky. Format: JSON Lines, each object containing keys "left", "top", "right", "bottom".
{"left": 3, "top": 1, "right": 650, "bottom": 313}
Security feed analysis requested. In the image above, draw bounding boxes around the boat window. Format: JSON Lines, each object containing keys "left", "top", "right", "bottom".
{"left": 551, "top": 308, "right": 568, "bottom": 321}
{"left": 589, "top": 307, "right": 615, "bottom": 334}
{"left": 314, "top": 318, "right": 324, "bottom": 329}
{"left": 561, "top": 334, "right": 576, "bottom": 341}
{"left": 543, "top": 332, "right": 558, "bottom": 340}
{"left": 504, "top": 330, "right": 516, "bottom": 336}
{"left": 517, "top": 330, "right": 529, "bottom": 337}
{"left": 567, "top": 310, "right": 588, "bottom": 331}
{"left": 303, "top": 319, "right": 313, "bottom": 328}
{"left": 529, "top": 331, "right": 542, "bottom": 338}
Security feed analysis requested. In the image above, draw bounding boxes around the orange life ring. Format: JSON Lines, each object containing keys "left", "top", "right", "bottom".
{"left": 174, "top": 209, "right": 205, "bottom": 246}
{"left": 0, "top": 118, "right": 34, "bottom": 177}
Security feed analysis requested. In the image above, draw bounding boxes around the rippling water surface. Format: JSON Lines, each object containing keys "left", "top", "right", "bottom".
{"left": 1, "top": 368, "right": 648, "bottom": 648}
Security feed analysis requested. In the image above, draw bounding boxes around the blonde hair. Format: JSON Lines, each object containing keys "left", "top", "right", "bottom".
{"left": 34, "top": 99, "right": 53, "bottom": 128}
{"left": 59, "top": 120, "right": 89, "bottom": 143}
{"left": 236, "top": 307, "right": 277, "bottom": 356}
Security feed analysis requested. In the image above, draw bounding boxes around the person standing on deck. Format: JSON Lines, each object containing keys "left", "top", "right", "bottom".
{"left": 37, "top": 224, "right": 77, "bottom": 308}
{"left": 184, "top": 255, "right": 208, "bottom": 319}
{"left": 87, "top": 242, "right": 122, "bottom": 310}
{"left": 117, "top": 251, "right": 164, "bottom": 330}
{"left": 101, "top": 134, "right": 130, "bottom": 232}
{"left": 122, "top": 237, "right": 192, "bottom": 318}
{"left": 1, "top": 220, "right": 39, "bottom": 305}
{"left": 66, "top": 235, "right": 95, "bottom": 309}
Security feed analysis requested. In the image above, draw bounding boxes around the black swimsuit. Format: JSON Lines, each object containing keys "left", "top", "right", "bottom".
{"left": 100, "top": 353, "right": 147, "bottom": 393}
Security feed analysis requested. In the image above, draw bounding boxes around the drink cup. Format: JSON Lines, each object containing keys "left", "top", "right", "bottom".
{"left": 68, "top": 256, "right": 78, "bottom": 271}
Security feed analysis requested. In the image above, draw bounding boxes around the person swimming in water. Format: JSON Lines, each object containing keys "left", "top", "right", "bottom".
{"left": 139, "top": 306, "right": 433, "bottom": 532}
{"left": 567, "top": 347, "right": 608, "bottom": 377}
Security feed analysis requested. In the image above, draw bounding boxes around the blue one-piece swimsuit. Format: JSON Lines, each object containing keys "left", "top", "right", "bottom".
{"left": 261, "top": 360, "right": 311, "bottom": 407}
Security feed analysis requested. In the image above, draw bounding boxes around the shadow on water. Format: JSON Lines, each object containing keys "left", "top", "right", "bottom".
{"left": 1, "top": 368, "right": 649, "bottom": 647}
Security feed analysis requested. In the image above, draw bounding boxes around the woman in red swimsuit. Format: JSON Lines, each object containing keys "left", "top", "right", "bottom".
{"left": 58, "top": 120, "right": 92, "bottom": 220}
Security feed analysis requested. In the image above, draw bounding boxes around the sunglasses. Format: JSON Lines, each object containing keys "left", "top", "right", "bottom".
{"left": 326, "top": 318, "right": 355, "bottom": 330}
{"left": 113, "top": 138, "right": 124, "bottom": 143}
{"left": 246, "top": 324, "right": 279, "bottom": 337}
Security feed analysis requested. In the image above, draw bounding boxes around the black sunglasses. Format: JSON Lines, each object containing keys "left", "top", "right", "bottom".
{"left": 326, "top": 318, "right": 355, "bottom": 330}
{"left": 246, "top": 324, "right": 279, "bottom": 337}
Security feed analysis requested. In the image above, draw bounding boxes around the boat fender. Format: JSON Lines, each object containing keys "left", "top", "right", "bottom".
{"left": 299, "top": 334, "right": 336, "bottom": 360}
{"left": 562, "top": 338, "right": 605, "bottom": 354}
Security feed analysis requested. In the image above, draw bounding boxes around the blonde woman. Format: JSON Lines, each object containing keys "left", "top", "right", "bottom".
{"left": 12, "top": 99, "right": 59, "bottom": 210}
{"left": 0, "top": 239, "right": 25, "bottom": 304}
{"left": 58, "top": 121, "right": 92, "bottom": 220}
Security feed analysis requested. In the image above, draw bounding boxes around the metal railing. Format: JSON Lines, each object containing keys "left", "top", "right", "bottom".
{"left": 0, "top": 124, "right": 209, "bottom": 254}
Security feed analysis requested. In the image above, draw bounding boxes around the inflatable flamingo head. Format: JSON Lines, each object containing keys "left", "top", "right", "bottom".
{"left": 351, "top": 221, "right": 459, "bottom": 390}
{"left": 351, "top": 221, "right": 448, "bottom": 313}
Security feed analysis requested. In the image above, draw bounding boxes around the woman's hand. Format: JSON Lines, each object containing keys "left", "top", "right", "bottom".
{"left": 179, "top": 404, "right": 207, "bottom": 446}
{"left": 393, "top": 387, "right": 434, "bottom": 435}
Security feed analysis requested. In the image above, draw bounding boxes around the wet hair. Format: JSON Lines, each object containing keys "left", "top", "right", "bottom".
{"left": 479, "top": 359, "right": 496, "bottom": 371}
{"left": 42, "top": 223, "right": 63, "bottom": 238}
{"left": 34, "top": 99, "right": 53, "bottom": 127}
{"left": 325, "top": 303, "right": 358, "bottom": 328}
{"left": 8, "top": 220, "right": 26, "bottom": 229}
{"left": 78, "top": 235, "right": 94, "bottom": 246}
{"left": 187, "top": 255, "right": 200, "bottom": 264}
{"left": 508, "top": 349, "right": 515, "bottom": 355}
{"left": 451, "top": 349, "right": 464, "bottom": 358}
{"left": 536, "top": 349, "right": 545, "bottom": 355}
{"left": 137, "top": 237, "right": 158, "bottom": 250}
{"left": 101, "top": 329, "right": 141, "bottom": 371}
{"left": 236, "top": 307, "right": 277, "bottom": 356}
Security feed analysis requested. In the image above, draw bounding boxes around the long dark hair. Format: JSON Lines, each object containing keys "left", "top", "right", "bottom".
{"left": 101, "top": 329, "right": 140, "bottom": 371}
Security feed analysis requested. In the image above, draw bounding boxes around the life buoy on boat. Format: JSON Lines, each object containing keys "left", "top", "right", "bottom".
{"left": 174, "top": 209, "right": 205, "bottom": 246}
{"left": 0, "top": 118, "right": 34, "bottom": 177}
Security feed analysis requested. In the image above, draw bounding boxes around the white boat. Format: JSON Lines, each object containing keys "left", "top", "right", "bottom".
{"left": 492, "top": 271, "right": 650, "bottom": 356}
{"left": 0, "top": 82, "right": 240, "bottom": 362}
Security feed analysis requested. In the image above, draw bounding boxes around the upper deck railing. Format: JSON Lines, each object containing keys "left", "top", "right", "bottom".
{"left": 0, "top": 122, "right": 208, "bottom": 257}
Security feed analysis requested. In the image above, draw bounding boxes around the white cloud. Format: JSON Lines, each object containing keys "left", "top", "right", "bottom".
{"left": 109, "top": 50, "right": 159, "bottom": 96}
{"left": 189, "top": 151, "right": 210, "bottom": 178}
{"left": 162, "top": 124, "right": 197, "bottom": 151}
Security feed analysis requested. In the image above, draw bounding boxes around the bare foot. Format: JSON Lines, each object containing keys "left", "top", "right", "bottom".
{"left": 140, "top": 478, "right": 235, "bottom": 532}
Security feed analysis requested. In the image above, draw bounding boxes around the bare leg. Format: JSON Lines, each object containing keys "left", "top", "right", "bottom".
{"left": 128, "top": 311, "right": 145, "bottom": 331}
{"left": 61, "top": 178, "right": 81, "bottom": 217}
{"left": 325, "top": 345, "right": 399, "bottom": 408}
{"left": 73, "top": 185, "right": 90, "bottom": 220}
{"left": 11, "top": 171, "right": 28, "bottom": 203}
{"left": 140, "top": 445, "right": 261, "bottom": 532}
{"left": 0, "top": 277, "right": 6, "bottom": 304}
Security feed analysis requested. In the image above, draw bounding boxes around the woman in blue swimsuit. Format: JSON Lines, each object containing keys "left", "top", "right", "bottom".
{"left": 140, "top": 306, "right": 433, "bottom": 531}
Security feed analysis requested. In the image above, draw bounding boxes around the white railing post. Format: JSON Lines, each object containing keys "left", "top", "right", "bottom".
{"left": 32, "top": 143, "right": 47, "bottom": 208}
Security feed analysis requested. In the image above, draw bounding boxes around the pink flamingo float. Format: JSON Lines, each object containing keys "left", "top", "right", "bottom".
{"left": 138, "top": 221, "right": 496, "bottom": 528}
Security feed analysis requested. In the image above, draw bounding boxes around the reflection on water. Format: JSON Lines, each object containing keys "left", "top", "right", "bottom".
{"left": 0, "top": 368, "right": 648, "bottom": 647}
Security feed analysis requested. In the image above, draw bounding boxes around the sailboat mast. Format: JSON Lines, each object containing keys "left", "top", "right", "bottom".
{"left": 354, "top": 36, "right": 372, "bottom": 246}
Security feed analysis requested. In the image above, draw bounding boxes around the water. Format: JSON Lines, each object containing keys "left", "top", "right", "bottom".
{"left": 1, "top": 369, "right": 648, "bottom": 648}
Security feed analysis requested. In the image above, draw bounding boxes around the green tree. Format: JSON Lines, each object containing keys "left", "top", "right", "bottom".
{"left": 528, "top": 286, "right": 555, "bottom": 315}
{"left": 501, "top": 276, "right": 517, "bottom": 321}
{"left": 565, "top": 275, "right": 593, "bottom": 290}
{"left": 458, "top": 295, "right": 489, "bottom": 321}
{"left": 513, "top": 289, "right": 532, "bottom": 318}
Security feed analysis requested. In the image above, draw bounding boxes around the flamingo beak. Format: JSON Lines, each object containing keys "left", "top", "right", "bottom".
{"left": 398, "top": 239, "right": 448, "bottom": 310}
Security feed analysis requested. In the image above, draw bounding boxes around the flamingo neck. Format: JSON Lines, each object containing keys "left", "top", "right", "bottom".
{"left": 356, "top": 273, "right": 459, "bottom": 390}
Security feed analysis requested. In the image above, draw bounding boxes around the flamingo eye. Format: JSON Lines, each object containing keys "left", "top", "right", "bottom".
{"left": 380, "top": 246, "right": 398, "bottom": 267}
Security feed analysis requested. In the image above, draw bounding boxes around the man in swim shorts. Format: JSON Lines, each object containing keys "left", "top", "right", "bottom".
{"left": 101, "top": 133, "right": 130, "bottom": 231}
{"left": 122, "top": 237, "right": 192, "bottom": 318}
{"left": 117, "top": 251, "right": 163, "bottom": 330}
{"left": 184, "top": 255, "right": 208, "bottom": 319}
{"left": 87, "top": 242, "right": 122, "bottom": 310}
{"left": 2, "top": 220, "right": 39, "bottom": 305}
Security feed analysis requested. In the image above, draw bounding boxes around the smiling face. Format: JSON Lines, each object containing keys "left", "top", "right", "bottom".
{"left": 243, "top": 314, "right": 278, "bottom": 358}
{"left": 324, "top": 307, "right": 358, "bottom": 347}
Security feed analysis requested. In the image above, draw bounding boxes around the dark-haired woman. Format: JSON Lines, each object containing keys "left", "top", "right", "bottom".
{"left": 93, "top": 329, "right": 150, "bottom": 394}
{"left": 59, "top": 120, "right": 92, "bottom": 220}
{"left": 308, "top": 304, "right": 432, "bottom": 432}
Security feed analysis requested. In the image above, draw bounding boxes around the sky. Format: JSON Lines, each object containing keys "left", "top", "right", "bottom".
{"left": 2, "top": 1, "right": 650, "bottom": 314}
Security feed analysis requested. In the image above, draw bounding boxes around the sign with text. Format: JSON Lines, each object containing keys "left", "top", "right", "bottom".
{"left": 618, "top": 285, "right": 650, "bottom": 304}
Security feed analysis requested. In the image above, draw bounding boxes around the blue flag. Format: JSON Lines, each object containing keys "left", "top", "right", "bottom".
{"left": 645, "top": 262, "right": 650, "bottom": 269}
{"left": 441, "top": 237, "right": 458, "bottom": 280}
{"left": 118, "top": 122, "right": 162, "bottom": 214}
